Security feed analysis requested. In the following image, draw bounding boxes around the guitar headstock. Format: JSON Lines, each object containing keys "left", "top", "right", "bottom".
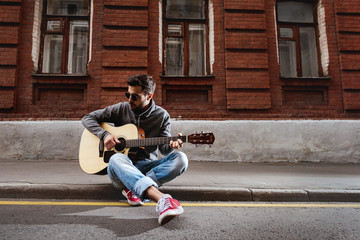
{"left": 188, "top": 132, "right": 215, "bottom": 145}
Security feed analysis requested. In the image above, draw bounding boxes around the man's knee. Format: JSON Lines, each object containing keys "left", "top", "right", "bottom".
{"left": 108, "top": 153, "right": 132, "bottom": 169}
{"left": 173, "top": 151, "right": 188, "bottom": 174}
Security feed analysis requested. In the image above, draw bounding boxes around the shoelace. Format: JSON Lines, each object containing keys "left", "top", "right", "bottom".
{"left": 156, "top": 195, "right": 172, "bottom": 213}
{"left": 124, "top": 189, "right": 133, "bottom": 197}
{"left": 124, "top": 190, "right": 134, "bottom": 199}
{"left": 128, "top": 192, "right": 140, "bottom": 200}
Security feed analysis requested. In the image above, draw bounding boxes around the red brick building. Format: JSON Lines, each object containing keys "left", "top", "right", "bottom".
{"left": 1, "top": 0, "right": 360, "bottom": 120}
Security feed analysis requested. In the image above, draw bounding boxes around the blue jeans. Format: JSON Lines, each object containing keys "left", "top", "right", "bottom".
{"left": 107, "top": 151, "right": 188, "bottom": 200}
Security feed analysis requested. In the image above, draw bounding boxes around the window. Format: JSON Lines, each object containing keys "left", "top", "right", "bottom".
{"left": 163, "top": 0, "right": 209, "bottom": 76}
{"left": 277, "top": 1, "right": 320, "bottom": 78}
{"left": 39, "top": 0, "right": 89, "bottom": 74}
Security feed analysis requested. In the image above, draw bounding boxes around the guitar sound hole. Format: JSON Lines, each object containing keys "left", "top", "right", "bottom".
{"left": 115, "top": 138, "right": 126, "bottom": 152}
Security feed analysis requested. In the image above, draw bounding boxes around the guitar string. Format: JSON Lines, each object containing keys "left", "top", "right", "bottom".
{"left": 126, "top": 136, "right": 187, "bottom": 148}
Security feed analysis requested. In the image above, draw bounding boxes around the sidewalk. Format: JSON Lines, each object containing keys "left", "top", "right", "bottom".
{"left": 0, "top": 160, "right": 359, "bottom": 202}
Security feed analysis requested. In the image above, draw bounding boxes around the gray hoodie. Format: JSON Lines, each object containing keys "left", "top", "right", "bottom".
{"left": 81, "top": 99, "right": 174, "bottom": 161}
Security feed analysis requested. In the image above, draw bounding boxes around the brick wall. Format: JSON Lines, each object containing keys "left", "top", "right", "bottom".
{"left": 100, "top": 0, "right": 149, "bottom": 108}
{"left": 0, "top": 0, "right": 360, "bottom": 120}
{"left": 224, "top": 0, "right": 271, "bottom": 111}
{"left": 335, "top": 1, "right": 360, "bottom": 111}
{"left": 0, "top": 0, "right": 21, "bottom": 111}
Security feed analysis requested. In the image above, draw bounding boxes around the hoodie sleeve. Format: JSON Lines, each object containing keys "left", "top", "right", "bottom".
{"left": 81, "top": 103, "right": 122, "bottom": 140}
{"left": 158, "top": 113, "right": 174, "bottom": 156}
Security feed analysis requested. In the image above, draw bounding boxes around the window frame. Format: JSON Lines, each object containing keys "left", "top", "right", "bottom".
{"left": 38, "top": 0, "right": 90, "bottom": 75}
{"left": 162, "top": 0, "right": 210, "bottom": 77}
{"left": 276, "top": 0, "right": 323, "bottom": 78}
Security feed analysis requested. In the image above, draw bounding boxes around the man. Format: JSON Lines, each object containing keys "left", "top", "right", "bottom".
{"left": 82, "top": 74, "right": 188, "bottom": 225}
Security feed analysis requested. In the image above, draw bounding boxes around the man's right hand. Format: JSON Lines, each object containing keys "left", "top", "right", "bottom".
{"left": 104, "top": 134, "right": 120, "bottom": 150}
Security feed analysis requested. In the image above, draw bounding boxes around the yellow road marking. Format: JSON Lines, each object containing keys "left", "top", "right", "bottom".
{"left": 181, "top": 203, "right": 360, "bottom": 208}
{"left": 0, "top": 201, "right": 130, "bottom": 206}
{"left": 0, "top": 201, "right": 360, "bottom": 208}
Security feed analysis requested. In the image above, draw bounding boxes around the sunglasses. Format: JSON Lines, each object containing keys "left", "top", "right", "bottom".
{"left": 125, "top": 92, "right": 140, "bottom": 101}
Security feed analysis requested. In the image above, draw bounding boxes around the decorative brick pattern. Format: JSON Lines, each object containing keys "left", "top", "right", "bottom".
{"left": 225, "top": 31, "right": 267, "bottom": 50}
{"left": 227, "top": 90, "right": 271, "bottom": 110}
{"left": 223, "top": 0, "right": 269, "bottom": 110}
{"left": 224, "top": 0, "right": 265, "bottom": 11}
{"left": 104, "top": 0, "right": 148, "bottom": 7}
{"left": 100, "top": 3, "right": 149, "bottom": 109}
{"left": 342, "top": 72, "right": 360, "bottom": 90}
{"left": 226, "top": 69, "right": 270, "bottom": 89}
{"left": 335, "top": 1, "right": 360, "bottom": 13}
{"left": 336, "top": 15, "right": 360, "bottom": 32}
{"left": 0, "top": 5, "right": 21, "bottom": 23}
{"left": 102, "top": 49, "right": 148, "bottom": 68}
{"left": 0, "top": 48, "right": 17, "bottom": 65}
{"left": 0, "top": 89, "right": 15, "bottom": 109}
{"left": 226, "top": 51, "right": 268, "bottom": 69}
{"left": 0, "top": 1, "right": 21, "bottom": 111}
{"left": 225, "top": 12, "right": 266, "bottom": 30}
{"left": 338, "top": 34, "right": 360, "bottom": 51}
{"left": 340, "top": 54, "right": 360, "bottom": 71}
{"left": 103, "top": 29, "right": 148, "bottom": 47}
{"left": 101, "top": 68, "right": 147, "bottom": 88}
{"left": 343, "top": 91, "right": 360, "bottom": 110}
{"left": 335, "top": 1, "right": 360, "bottom": 110}
{"left": 103, "top": 8, "right": 148, "bottom": 27}
{"left": 0, "top": 68, "right": 16, "bottom": 87}
{"left": 0, "top": 26, "right": 19, "bottom": 45}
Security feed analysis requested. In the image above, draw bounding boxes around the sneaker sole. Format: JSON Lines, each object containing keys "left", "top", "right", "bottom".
{"left": 122, "top": 190, "right": 144, "bottom": 206}
{"left": 158, "top": 207, "right": 184, "bottom": 225}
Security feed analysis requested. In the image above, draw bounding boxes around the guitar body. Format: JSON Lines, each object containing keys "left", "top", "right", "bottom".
{"left": 79, "top": 123, "right": 214, "bottom": 175}
{"left": 79, "top": 123, "right": 138, "bottom": 174}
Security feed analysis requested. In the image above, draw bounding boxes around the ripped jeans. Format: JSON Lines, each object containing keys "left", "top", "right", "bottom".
{"left": 107, "top": 151, "right": 188, "bottom": 200}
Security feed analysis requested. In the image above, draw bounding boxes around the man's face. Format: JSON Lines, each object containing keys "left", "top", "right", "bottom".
{"left": 127, "top": 85, "right": 153, "bottom": 111}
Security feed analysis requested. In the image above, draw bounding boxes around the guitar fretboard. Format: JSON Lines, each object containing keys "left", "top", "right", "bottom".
{"left": 125, "top": 136, "right": 187, "bottom": 148}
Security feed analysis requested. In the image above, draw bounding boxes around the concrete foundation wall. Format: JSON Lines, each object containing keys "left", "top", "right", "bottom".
{"left": 1, "top": 120, "right": 359, "bottom": 163}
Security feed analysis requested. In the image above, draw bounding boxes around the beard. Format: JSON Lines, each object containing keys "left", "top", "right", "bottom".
{"left": 131, "top": 104, "right": 145, "bottom": 114}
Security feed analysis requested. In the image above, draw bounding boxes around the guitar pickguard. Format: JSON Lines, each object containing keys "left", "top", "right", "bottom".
{"left": 104, "top": 151, "right": 116, "bottom": 163}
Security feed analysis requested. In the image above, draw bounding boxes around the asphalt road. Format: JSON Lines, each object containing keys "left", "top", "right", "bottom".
{"left": 1, "top": 200, "right": 360, "bottom": 240}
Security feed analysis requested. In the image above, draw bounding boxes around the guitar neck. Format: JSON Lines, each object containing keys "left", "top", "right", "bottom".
{"left": 125, "top": 135, "right": 187, "bottom": 148}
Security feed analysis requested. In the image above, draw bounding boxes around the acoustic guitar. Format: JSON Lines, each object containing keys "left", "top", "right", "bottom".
{"left": 79, "top": 123, "right": 215, "bottom": 174}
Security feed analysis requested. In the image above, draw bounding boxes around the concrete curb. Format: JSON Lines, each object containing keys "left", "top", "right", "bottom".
{"left": 1, "top": 184, "right": 359, "bottom": 202}
{"left": 0, "top": 184, "right": 120, "bottom": 200}
{"left": 307, "top": 190, "right": 360, "bottom": 202}
{"left": 251, "top": 189, "right": 309, "bottom": 202}
{"left": 161, "top": 186, "right": 252, "bottom": 201}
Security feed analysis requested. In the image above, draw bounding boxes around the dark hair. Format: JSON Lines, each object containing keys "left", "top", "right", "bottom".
{"left": 127, "top": 74, "right": 156, "bottom": 95}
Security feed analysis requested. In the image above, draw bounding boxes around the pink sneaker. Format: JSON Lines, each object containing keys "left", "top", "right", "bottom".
{"left": 156, "top": 194, "right": 184, "bottom": 225}
{"left": 122, "top": 189, "right": 144, "bottom": 206}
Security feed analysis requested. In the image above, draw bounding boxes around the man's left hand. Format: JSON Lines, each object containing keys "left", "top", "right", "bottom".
{"left": 169, "top": 133, "right": 183, "bottom": 149}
